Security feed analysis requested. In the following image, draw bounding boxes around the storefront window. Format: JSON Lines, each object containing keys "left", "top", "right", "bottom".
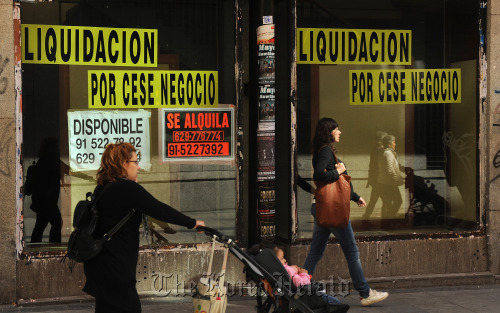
{"left": 21, "top": 0, "right": 237, "bottom": 250}
{"left": 296, "top": 0, "right": 478, "bottom": 237}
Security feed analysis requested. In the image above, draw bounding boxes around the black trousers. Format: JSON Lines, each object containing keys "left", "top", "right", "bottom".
{"left": 30, "top": 205, "right": 62, "bottom": 243}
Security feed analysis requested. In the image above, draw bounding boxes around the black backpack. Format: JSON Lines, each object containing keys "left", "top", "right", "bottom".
{"left": 66, "top": 184, "right": 135, "bottom": 266}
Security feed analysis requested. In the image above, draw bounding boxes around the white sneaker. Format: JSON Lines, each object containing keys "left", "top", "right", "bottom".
{"left": 360, "top": 289, "right": 389, "bottom": 306}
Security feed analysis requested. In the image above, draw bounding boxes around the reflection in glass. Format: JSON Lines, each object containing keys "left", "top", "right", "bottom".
{"left": 296, "top": 0, "right": 478, "bottom": 237}
{"left": 24, "top": 137, "right": 62, "bottom": 243}
{"left": 362, "top": 131, "right": 387, "bottom": 222}
{"left": 406, "top": 167, "right": 447, "bottom": 226}
{"left": 22, "top": 0, "right": 237, "bottom": 250}
{"left": 377, "top": 135, "right": 405, "bottom": 226}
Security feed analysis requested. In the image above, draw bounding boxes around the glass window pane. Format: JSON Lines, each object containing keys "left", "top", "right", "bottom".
{"left": 297, "top": 0, "right": 478, "bottom": 237}
{"left": 22, "top": 0, "right": 236, "bottom": 250}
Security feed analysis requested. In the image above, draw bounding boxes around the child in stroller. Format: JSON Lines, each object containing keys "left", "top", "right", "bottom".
{"left": 274, "top": 246, "right": 341, "bottom": 305}
{"left": 248, "top": 242, "right": 349, "bottom": 312}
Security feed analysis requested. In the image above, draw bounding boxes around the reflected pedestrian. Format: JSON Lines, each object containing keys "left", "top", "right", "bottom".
{"left": 377, "top": 135, "right": 405, "bottom": 222}
{"left": 25, "top": 137, "right": 62, "bottom": 243}
{"left": 362, "top": 131, "right": 387, "bottom": 222}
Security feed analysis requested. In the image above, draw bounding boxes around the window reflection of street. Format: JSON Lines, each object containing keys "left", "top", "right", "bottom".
{"left": 297, "top": 154, "right": 472, "bottom": 238}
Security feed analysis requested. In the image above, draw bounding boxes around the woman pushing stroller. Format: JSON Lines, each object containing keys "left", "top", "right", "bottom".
{"left": 83, "top": 143, "right": 205, "bottom": 313}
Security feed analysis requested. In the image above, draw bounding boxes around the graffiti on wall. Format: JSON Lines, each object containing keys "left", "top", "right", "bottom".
{"left": 0, "top": 120, "right": 14, "bottom": 177}
{"left": 0, "top": 53, "right": 13, "bottom": 176}
{"left": 0, "top": 55, "right": 9, "bottom": 94}
{"left": 491, "top": 123, "right": 500, "bottom": 183}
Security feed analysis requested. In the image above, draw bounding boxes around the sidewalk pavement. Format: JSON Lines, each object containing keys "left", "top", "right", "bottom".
{"left": 1, "top": 284, "right": 499, "bottom": 313}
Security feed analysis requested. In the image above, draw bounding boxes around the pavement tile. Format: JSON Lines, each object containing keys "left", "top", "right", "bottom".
{"left": 1, "top": 285, "right": 500, "bottom": 313}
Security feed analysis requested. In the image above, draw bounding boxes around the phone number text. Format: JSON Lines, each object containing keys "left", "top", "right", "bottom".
{"left": 167, "top": 142, "right": 229, "bottom": 157}
{"left": 73, "top": 137, "right": 142, "bottom": 165}
{"left": 172, "top": 131, "right": 224, "bottom": 142}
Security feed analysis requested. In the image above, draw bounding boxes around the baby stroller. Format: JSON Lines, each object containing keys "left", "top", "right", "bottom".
{"left": 196, "top": 227, "right": 349, "bottom": 313}
{"left": 405, "top": 168, "right": 447, "bottom": 226}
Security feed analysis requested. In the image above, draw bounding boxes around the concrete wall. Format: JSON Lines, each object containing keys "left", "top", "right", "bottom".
{"left": 16, "top": 236, "right": 492, "bottom": 300}
{"left": 289, "top": 236, "right": 492, "bottom": 289}
{"left": 0, "top": 0, "right": 17, "bottom": 305}
{"left": 17, "top": 246, "right": 245, "bottom": 300}
{"left": 487, "top": 0, "right": 500, "bottom": 277}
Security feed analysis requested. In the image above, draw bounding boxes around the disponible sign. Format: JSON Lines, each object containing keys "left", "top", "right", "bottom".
{"left": 161, "top": 108, "right": 234, "bottom": 161}
{"left": 68, "top": 110, "right": 151, "bottom": 171}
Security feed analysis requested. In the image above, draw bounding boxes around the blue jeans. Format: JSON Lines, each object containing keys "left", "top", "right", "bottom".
{"left": 320, "top": 292, "right": 341, "bottom": 304}
{"left": 303, "top": 204, "right": 370, "bottom": 299}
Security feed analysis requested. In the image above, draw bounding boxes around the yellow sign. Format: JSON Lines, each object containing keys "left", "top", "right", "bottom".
{"left": 297, "top": 28, "right": 411, "bottom": 65}
{"left": 22, "top": 24, "right": 157, "bottom": 67}
{"left": 88, "top": 70, "right": 218, "bottom": 108}
{"left": 349, "top": 69, "right": 461, "bottom": 105}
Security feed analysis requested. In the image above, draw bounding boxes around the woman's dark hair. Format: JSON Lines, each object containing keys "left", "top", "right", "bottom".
{"left": 96, "top": 142, "right": 136, "bottom": 186}
{"left": 313, "top": 117, "right": 338, "bottom": 157}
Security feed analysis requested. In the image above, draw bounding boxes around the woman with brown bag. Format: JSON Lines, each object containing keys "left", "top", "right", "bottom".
{"left": 303, "top": 117, "right": 389, "bottom": 306}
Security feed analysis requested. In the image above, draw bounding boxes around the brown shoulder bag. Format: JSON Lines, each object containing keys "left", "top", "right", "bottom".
{"left": 314, "top": 149, "right": 351, "bottom": 228}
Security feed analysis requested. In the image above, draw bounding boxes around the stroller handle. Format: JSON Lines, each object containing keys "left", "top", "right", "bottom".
{"left": 196, "top": 226, "right": 227, "bottom": 241}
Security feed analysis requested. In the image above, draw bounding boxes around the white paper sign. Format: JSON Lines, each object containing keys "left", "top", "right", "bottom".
{"left": 68, "top": 110, "right": 151, "bottom": 171}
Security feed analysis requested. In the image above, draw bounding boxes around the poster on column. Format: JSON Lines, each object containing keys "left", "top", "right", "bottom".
{"left": 257, "top": 132, "right": 275, "bottom": 181}
{"left": 257, "top": 21, "right": 276, "bottom": 239}
{"left": 257, "top": 24, "right": 275, "bottom": 129}
{"left": 259, "top": 85, "right": 275, "bottom": 123}
{"left": 68, "top": 110, "right": 151, "bottom": 171}
{"left": 258, "top": 180, "right": 276, "bottom": 239}
{"left": 257, "top": 24, "right": 275, "bottom": 84}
